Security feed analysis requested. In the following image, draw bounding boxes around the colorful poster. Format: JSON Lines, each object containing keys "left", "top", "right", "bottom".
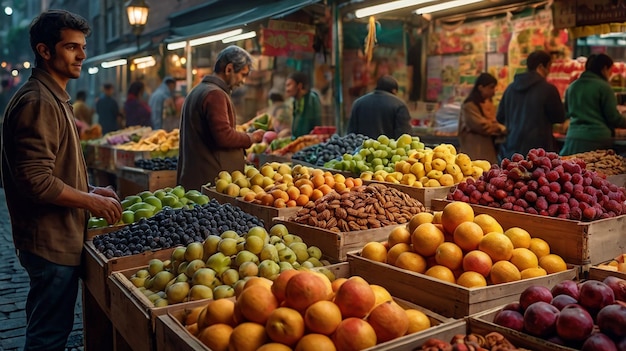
{"left": 261, "top": 28, "right": 316, "bottom": 57}
{"left": 441, "top": 56, "right": 460, "bottom": 102}
{"left": 428, "top": 21, "right": 487, "bottom": 55}
{"left": 426, "top": 56, "right": 442, "bottom": 101}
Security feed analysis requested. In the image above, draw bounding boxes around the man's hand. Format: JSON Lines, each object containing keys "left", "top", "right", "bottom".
{"left": 248, "top": 129, "right": 265, "bottom": 143}
{"left": 88, "top": 186, "right": 122, "bottom": 224}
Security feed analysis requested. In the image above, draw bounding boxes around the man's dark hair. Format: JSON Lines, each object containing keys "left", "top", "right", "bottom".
{"left": 29, "top": 10, "right": 91, "bottom": 67}
{"left": 214, "top": 45, "right": 253, "bottom": 74}
{"left": 288, "top": 72, "right": 309, "bottom": 89}
{"left": 526, "top": 50, "right": 551, "bottom": 71}
{"left": 586, "top": 53, "right": 613, "bottom": 81}
{"left": 376, "top": 75, "right": 399, "bottom": 94}
{"left": 103, "top": 83, "right": 114, "bottom": 90}
{"left": 76, "top": 90, "right": 87, "bottom": 101}
{"left": 127, "top": 81, "right": 144, "bottom": 96}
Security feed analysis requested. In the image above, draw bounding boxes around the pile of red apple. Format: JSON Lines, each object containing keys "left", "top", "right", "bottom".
{"left": 493, "top": 277, "right": 626, "bottom": 350}
{"left": 448, "top": 148, "right": 626, "bottom": 221}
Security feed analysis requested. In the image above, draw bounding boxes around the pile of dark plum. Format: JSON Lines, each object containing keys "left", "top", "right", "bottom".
{"left": 448, "top": 148, "right": 626, "bottom": 221}
{"left": 92, "top": 199, "right": 264, "bottom": 258}
{"left": 292, "top": 133, "right": 368, "bottom": 166}
{"left": 134, "top": 157, "right": 178, "bottom": 171}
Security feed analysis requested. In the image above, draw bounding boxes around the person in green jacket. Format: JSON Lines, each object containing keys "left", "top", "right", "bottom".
{"left": 285, "top": 71, "right": 321, "bottom": 138}
{"left": 560, "top": 53, "right": 626, "bottom": 155}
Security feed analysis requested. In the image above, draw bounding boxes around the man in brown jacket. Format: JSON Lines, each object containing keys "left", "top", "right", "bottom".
{"left": 1, "top": 10, "right": 122, "bottom": 351}
{"left": 177, "top": 45, "right": 264, "bottom": 190}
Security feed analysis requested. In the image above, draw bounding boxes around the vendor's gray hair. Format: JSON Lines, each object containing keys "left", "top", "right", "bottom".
{"left": 214, "top": 45, "right": 253, "bottom": 74}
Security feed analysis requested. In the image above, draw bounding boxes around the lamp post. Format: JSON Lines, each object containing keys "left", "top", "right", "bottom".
{"left": 125, "top": 0, "right": 149, "bottom": 49}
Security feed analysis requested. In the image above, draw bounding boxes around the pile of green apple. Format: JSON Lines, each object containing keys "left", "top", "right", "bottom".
{"left": 87, "top": 185, "right": 210, "bottom": 229}
{"left": 324, "top": 134, "right": 426, "bottom": 175}
{"left": 128, "top": 224, "right": 333, "bottom": 307}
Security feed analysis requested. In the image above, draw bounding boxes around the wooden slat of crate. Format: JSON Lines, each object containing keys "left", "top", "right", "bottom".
{"left": 94, "top": 144, "right": 115, "bottom": 171}
{"left": 200, "top": 185, "right": 238, "bottom": 206}
{"left": 235, "top": 198, "right": 300, "bottom": 230}
{"left": 468, "top": 307, "right": 578, "bottom": 351}
{"left": 587, "top": 264, "right": 626, "bottom": 281}
{"left": 347, "top": 253, "right": 578, "bottom": 319}
{"left": 362, "top": 179, "right": 453, "bottom": 209}
{"left": 274, "top": 218, "right": 398, "bottom": 262}
{"left": 431, "top": 199, "right": 626, "bottom": 266}
{"left": 82, "top": 241, "right": 176, "bottom": 317}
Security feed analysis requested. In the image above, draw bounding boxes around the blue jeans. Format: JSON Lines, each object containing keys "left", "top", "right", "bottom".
{"left": 17, "top": 250, "right": 80, "bottom": 351}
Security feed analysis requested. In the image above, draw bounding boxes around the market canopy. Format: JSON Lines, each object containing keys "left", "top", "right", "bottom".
{"left": 84, "top": 41, "right": 152, "bottom": 66}
{"left": 165, "top": 0, "right": 321, "bottom": 42}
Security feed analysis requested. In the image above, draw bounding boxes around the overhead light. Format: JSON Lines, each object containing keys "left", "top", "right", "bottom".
{"left": 415, "top": 0, "right": 484, "bottom": 14}
{"left": 133, "top": 55, "right": 154, "bottom": 64}
{"left": 101, "top": 59, "right": 128, "bottom": 68}
{"left": 88, "top": 67, "right": 99, "bottom": 75}
{"left": 355, "top": 0, "right": 435, "bottom": 18}
{"left": 167, "top": 28, "right": 243, "bottom": 50}
{"left": 4, "top": 7, "right": 13, "bottom": 16}
{"left": 134, "top": 56, "right": 156, "bottom": 69}
{"left": 222, "top": 31, "right": 257, "bottom": 43}
{"left": 23, "top": 61, "right": 31, "bottom": 69}
{"left": 11, "top": 69, "right": 18, "bottom": 77}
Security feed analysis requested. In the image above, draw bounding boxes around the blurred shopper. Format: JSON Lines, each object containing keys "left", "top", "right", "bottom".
{"left": 267, "top": 91, "right": 293, "bottom": 138}
{"left": 0, "top": 79, "right": 13, "bottom": 117}
{"left": 124, "top": 81, "right": 151, "bottom": 127}
{"left": 496, "top": 50, "right": 565, "bottom": 160}
{"left": 95, "top": 83, "right": 121, "bottom": 134}
{"left": 560, "top": 53, "right": 626, "bottom": 155}
{"left": 72, "top": 90, "right": 93, "bottom": 125}
{"left": 1, "top": 10, "right": 121, "bottom": 351}
{"left": 346, "top": 75, "right": 412, "bottom": 139}
{"left": 285, "top": 71, "right": 321, "bottom": 138}
{"left": 149, "top": 76, "right": 177, "bottom": 131}
{"left": 177, "top": 45, "right": 264, "bottom": 190}
{"left": 458, "top": 73, "right": 506, "bottom": 164}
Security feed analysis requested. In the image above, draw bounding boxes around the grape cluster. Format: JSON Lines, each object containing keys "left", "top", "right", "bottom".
{"left": 448, "top": 148, "right": 626, "bottom": 221}
{"left": 292, "top": 133, "right": 368, "bottom": 166}
{"left": 135, "top": 157, "right": 178, "bottom": 170}
{"left": 93, "top": 199, "right": 264, "bottom": 258}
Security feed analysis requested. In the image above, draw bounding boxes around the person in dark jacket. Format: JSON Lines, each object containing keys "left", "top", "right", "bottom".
{"left": 347, "top": 75, "right": 412, "bottom": 139}
{"left": 496, "top": 50, "right": 565, "bottom": 160}
{"left": 177, "top": 45, "right": 264, "bottom": 190}
{"left": 95, "top": 83, "right": 121, "bottom": 134}
{"left": 560, "top": 53, "right": 626, "bottom": 155}
{"left": 124, "top": 81, "right": 151, "bottom": 127}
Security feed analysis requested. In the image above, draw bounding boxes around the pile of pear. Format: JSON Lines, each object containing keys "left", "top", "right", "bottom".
{"left": 128, "top": 224, "right": 332, "bottom": 307}
{"left": 212, "top": 162, "right": 296, "bottom": 197}
{"left": 360, "top": 144, "right": 492, "bottom": 188}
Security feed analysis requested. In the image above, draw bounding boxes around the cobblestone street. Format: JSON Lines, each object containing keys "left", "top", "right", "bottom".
{"left": 0, "top": 190, "right": 84, "bottom": 351}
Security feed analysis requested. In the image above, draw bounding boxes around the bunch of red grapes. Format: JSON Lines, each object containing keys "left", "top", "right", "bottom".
{"left": 448, "top": 148, "right": 626, "bottom": 221}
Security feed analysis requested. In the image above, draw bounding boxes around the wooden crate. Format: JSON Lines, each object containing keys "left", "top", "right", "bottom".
{"left": 431, "top": 199, "right": 626, "bottom": 266}
{"left": 154, "top": 262, "right": 461, "bottom": 351}
{"left": 113, "top": 148, "right": 179, "bottom": 169}
{"left": 235, "top": 198, "right": 301, "bottom": 231}
{"left": 273, "top": 218, "right": 399, "bottom": 262}
{"left": 82, "top": 241, "right": 176, "bottom": 317}
{"left": 588, "top": 265, "right": 626, "bottom": 281}
{"left": 362, "top": 179, "right": 453, "bottom": 209}
{"left": 468, "top": 307, "right": 578, "bottom": 351}
{"left": 201, "top": 185, "right": 238, "bottom": 206}
{"left": 108, "top": 268, "right": 214, "bottom": 351}
{"left": 116, "top": 167, "right": 177, "bottom": 198}
{"left": 347, "top": 253, "right": 578, "bottom": 319}
{"left": 607, "top": 173, "right": 626, "bottom": 187}
{"left": 93, "top": 144, "right": 115, "bottom": 171}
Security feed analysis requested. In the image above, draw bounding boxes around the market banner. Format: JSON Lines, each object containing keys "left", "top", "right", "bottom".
{"left": 553, "top": 0, "right": 626, "bottom": 28}
{"left": 261, "top": 20, "right": 316, "bottom": 57}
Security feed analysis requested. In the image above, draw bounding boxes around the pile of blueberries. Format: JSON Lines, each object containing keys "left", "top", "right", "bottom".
{"left": 135, "top": 157, "right": 178, "bottom": 171}
{"left": 292, "top": 133, "right": 368, "bottom": 166}
{"left": 93, "top": 199, "right": 264, "bottom": 258}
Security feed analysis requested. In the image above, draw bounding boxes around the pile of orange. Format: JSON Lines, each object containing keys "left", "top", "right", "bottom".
{"left": 361, "top": 202, "right": 568, "bottom": 288}
{"left": 182, "top": 272, "right": 433, "bottom": 350}
{"left": 242, "top": 167, "right": 363, "bottom": 208}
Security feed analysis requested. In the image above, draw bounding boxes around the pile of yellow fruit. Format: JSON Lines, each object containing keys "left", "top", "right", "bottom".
{"left": 361, "top": 144, "right": 492, "bottom": 188}
{"left": 115, "top": 128, "right": 179, "bottom": 152}
{"left": 361, "top": 201, "right": 569, "bottom": 287}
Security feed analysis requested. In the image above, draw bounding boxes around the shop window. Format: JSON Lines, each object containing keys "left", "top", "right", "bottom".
{"left": 106, "top": 2, "right": 121, "bottom": 42}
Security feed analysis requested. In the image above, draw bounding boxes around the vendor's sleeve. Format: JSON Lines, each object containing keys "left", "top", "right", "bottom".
{"left": 203, "top": 91, "right": 253, "bottom": 148}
